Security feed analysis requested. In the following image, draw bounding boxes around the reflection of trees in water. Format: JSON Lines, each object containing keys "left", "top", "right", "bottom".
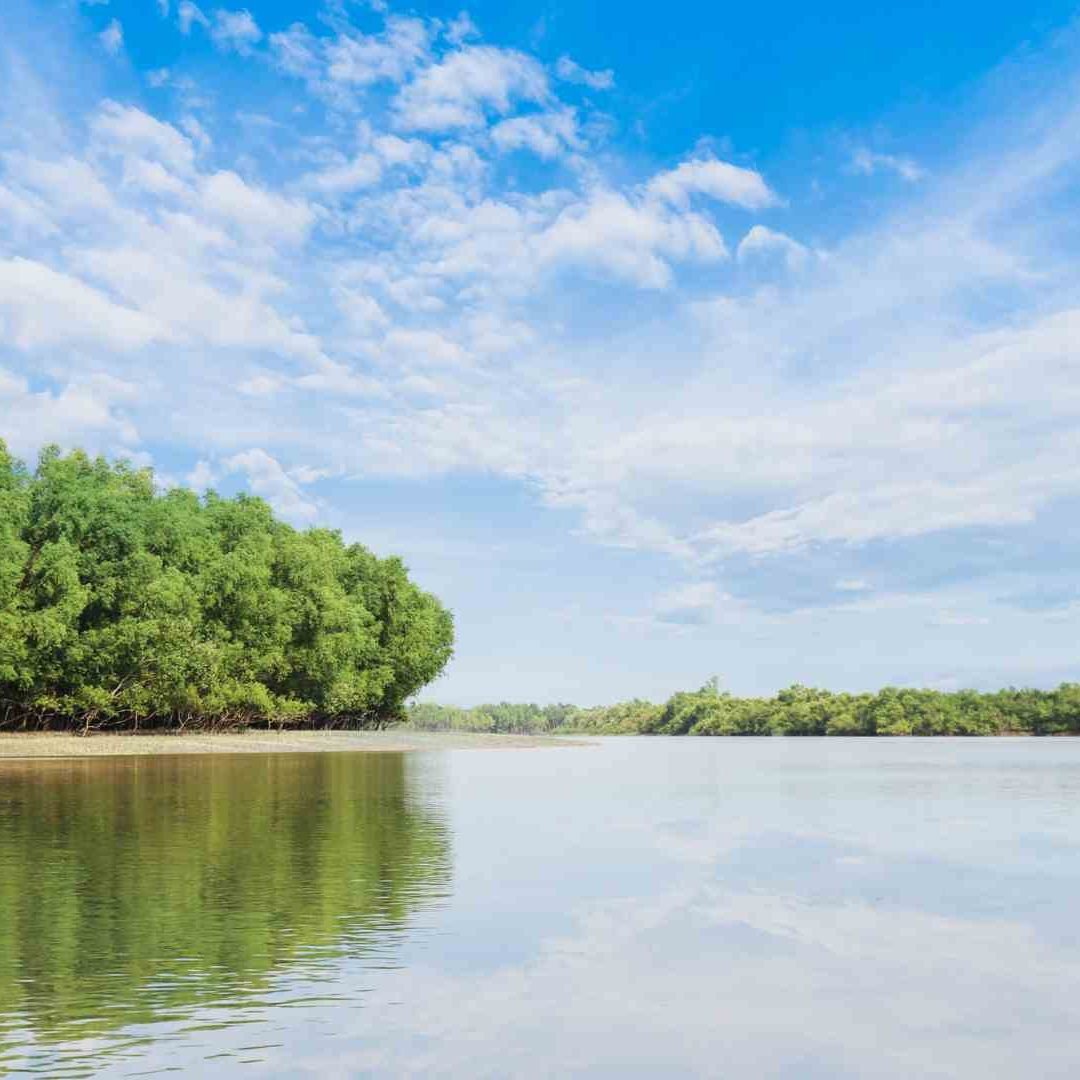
{"left": 0, "top": 753, "right": 452, "bottom": 1046}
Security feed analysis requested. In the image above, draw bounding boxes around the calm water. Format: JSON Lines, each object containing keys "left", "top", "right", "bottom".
{"left": 1, "top": 738, "right": 1079, "bottom": 1078}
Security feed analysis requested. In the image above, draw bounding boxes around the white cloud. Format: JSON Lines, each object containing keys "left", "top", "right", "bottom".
{"left": 444, "top": 12, "right": 480, "bottom": 47}
{"left": 177, "top": 0, "right": 208, "bottom": 34}
{"left": 383, "top": 328, "right": 468, "bottom": 367}
{"left": 2, "top": 153, "right": 117, "bottom": 226}
{"left": 186, "top": 459, "right": 216, "bottom": 490}
{"left": 330, "top": 277, "right": 390, "bottom": 337}
{"left": 490, "top": 110, "right": 579, "bottom": 159}
{"left": 179, "top": 115, "right": 211, "bottom": 151}
{"left": 210, "top": 8, "right": 262, "bottom": 55}
{"left": 91, "top": 101, "right": 196, "bottom": 174}
{"left": 0, "top": 184, "right": 57, "bottom": 237}
{"left": 555, "top": 55, "right": 614, "bottom": 91}
{"left": 6, "top": 0, "right": 1080, "bottom": 670}
{"left": 99, "top": 19, "right": 124, "bottom": 55}
{"left": 325, "top": 17, "right": 431, "bottom": 86}
{"left": 70, "top": 244, "right": 324, "bottom": 360}
{"left": 198, "top": 170, "right": 314, "bottom": 244}
{"left": 303, "top": 153, "right": 382, "bottom": 194}
{"left": 737, "top": 224, "right": 811, "bottom": 269}
{"left": 537, "top": 190, "right": 728, "bottom": 288}
{"left": 0, "top": 257, "right": 165, "bottom": 350}
{"left": 269, "top": 22, "right": 321, "bottom": 81}
{"left": 393, "top": 45, "right": 549, "bottom": 131}
{"left": 120, "top": 157, "right": 190, "bottom": 197}
{"left": 646, "top": 157, "right": 779, "bottom": 210}
{"left": 225, "top": 448, "right": 318, "bottom": 522}
{"left": 294, "top": 359, "right": 387, "bottom": 397}
{"left": 0, "top": 368, "right": 140, "bottom": 457}
{"left": 852, "top": 147, "right": 925, "bottom": 182}
{"left": 693, "top": 477, "right": 1043, "bottom": 557}
{"left": 289, "top": 463, "right": 338, "bottom": 484}
{"left": 372, "top": 133, "right": 429, "bottom": 167}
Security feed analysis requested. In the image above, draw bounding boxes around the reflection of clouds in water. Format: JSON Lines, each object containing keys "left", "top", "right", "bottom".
{"left": 13, "top": 740, "right": 1080, "bottom": 1077}
{"left": 286, "top": 742, "right": 1080, "bottom": 1077}
{"left": 288, "top": 878, "right": 1080, "bottom": 1079}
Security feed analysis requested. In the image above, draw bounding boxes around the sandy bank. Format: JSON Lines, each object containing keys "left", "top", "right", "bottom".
{"left": 0, "top": 730, "right": 586, "bottom": 759}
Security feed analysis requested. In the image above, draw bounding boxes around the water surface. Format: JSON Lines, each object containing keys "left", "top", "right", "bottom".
{"left": 1, "top": 738, "right": 1078, "bottom": 1077}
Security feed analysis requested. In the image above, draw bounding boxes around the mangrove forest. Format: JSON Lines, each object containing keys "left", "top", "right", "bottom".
{"left": 0, "top": 440, "right": 454, "bottom": 731}
{"left": 408, "top": 679, "right": 1080, "bottom": 736}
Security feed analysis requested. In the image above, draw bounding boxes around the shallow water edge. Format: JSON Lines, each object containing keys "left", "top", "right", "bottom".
{"left": 0, "top": 729, "right": 587, "bottom": 758}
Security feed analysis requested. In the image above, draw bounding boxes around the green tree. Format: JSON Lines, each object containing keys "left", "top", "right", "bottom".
{"left": 0, "top": 440, "right": 453, "bottom": 731}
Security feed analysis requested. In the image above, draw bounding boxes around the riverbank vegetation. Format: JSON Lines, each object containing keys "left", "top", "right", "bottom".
{"left": 408, "top": 679, "right": 1080, "bottom": 736}
{"left": 0, "top": 441, "right": 453, "bottom": 731}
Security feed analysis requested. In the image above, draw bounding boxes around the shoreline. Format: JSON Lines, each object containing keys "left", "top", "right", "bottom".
{"left": 0, "top": 730, "right": 586, "bottom": 759}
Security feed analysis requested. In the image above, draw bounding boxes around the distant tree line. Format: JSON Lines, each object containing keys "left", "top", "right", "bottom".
{"left": 409, "top": 678, "right": 1080, "bottom": 736}
{"left": 0, "top": 441, "right": 453, "bottom": 731}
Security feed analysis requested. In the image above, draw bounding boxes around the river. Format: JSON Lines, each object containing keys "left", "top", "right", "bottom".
{"left": 1, "top": 737, "right": 1078, "bottom": 1077}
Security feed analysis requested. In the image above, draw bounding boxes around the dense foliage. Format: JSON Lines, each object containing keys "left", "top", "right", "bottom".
{"left": 409, "top": 678, "right": 1080, "bottom": 736}
{"left": 0, "top": 441, "right": 453, "bottom": 731}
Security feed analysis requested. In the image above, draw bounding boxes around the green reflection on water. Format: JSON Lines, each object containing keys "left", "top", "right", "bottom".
{"left": 0, "top": 753, "right": 451, "bottom": 1057}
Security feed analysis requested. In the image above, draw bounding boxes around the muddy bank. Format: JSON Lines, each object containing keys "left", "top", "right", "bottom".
{"left": 0, "top": 730, "right": 587, "bottom": 759}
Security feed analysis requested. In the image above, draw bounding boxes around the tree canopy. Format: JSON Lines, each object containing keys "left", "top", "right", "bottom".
{"left": 409, "top": 679, "right": 1080, "bottom": 736}
{"left": 0, "top": 441, "right": 453, "bottom": 731}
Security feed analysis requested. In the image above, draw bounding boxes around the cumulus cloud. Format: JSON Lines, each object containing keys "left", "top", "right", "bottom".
{"left": 198, "top": 170, "right": 314, "bottom": 244}
{"left": 555, "top": 55, "right": 614, "bottom": 90}
{"left": 269, "top": 22, "right": 321, "bottom": 81}
{"left": 383, "top": 327, "right": 468, "bottom": 367}
{"left": 210, "top": 9, "right": 262, "bottom": 55}
{"left": 294, "top": 359, "right": 387, "bottom": 397}
{"left": 0, "top": 367, "right": 140, "bottom": 457}
{"left": 186, "top": 459, "right": 216, "bottom": 491}
{"left": 536, "top": 190, "right": 728, "bottom": 288}
{"left": 737, "top": 224, "right": 811, "bottom": 269}
{"left": 444, "top": 12, "right": 479, "bottom": 47}
{"left": 0, "top": 257, "right": 165, "bottom": 350}
{"left": 303, "top": 153, "right": 382, "bottom": 194}
{"left": 646, "top": 157, "right": 779, "bottom": 210}
{"left": 393, "top": 45, "right": 549, "bottom": 130}
{"left": 6, "top": 0, "right": 1080, "bottom": 676}
{"left": 490, "top": 110, "right": 579, "bottom": 159}
{"left": 325, "top": 17, "right": 431, "bottom": 86}
{"left": 225, "top": 448, "right": 319, "bottom": 522}
{"left": 91, "top": 101, "right": 196, "bottom": 173}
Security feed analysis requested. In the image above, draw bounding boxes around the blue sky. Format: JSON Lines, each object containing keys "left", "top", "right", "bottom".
{"left": 3, "top": 0, "right": 1080, "bottom": 703}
